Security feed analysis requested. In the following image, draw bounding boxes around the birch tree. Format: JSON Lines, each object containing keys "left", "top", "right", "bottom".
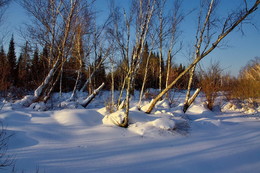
{"left": 183, "top": 0, "right": 216, "bottom": 113}
{"left": 155, "top": 0, "right": 168, "bottom": 92}
{"left": 20, "top": 0, "right": 93, "bottom": 105}
{"left": 145, "top": 0, "right": 260, "bottom": 114}
{"left": 79, "top": 17, "right": 110, "bottom": 93}
{"left": 106, "top": 2, "right": 133, "bottom": 109}
{"left": 165, "top": 0, "right": 184, "bottom": 96}
{"left": 116, "top": 0, "right": 156, "bottom": 127}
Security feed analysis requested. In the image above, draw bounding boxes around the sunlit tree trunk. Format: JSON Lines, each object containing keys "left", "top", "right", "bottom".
{"left": 145, "top": 0, "right": 260, "bottom": 114}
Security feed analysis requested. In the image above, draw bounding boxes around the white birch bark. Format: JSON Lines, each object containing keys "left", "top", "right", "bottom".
{"left": 145, "top": 0, "right": 260, "bottom": 114}
{"left": 81, "top": 82, "right": 105, "bottom": 108}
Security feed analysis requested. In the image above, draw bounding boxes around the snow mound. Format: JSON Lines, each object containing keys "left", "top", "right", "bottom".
{"left": 15, "top": 95, "right": 36, "bottom": 107}
{"left": 222, "top": 101, "right": 258, "bottom": 114}
{"left": 102, "top": 109, "right": 176, "bottom": 136}
{"left": 102, "top": 110, "right": 125, "bottom": 126}
{"left": 53, "top": 110, "right": 84, "bottom": 126}
{"left": 194, "top": 118, "right": 222, "bottom": 128}
{"left": 60, "top": 101, "right": 84, "bottom": 109}
{"left": 0, "top": 111, "right": 32, "bottom": 123}
{"left": 156, "top": 99, "right": 170, "bottom": 109}
{"left": 29, "top": 102, "right": 47, "bottom": 111}
{"left": 128, "top": 116, "right": 176, "bottom": 136}
{"left": 52, "top": 109, "right": 103, "bottom": 127}
{"left": 151, "top": 117, "right": 176, "bottom": 130}
{"left": 187, "top": 104, "right": 209, "bottom": 114}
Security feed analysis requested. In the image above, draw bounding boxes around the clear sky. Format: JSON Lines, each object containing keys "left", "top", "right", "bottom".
{"left": 1, "top": 0, "right": 260, "bottom": 77}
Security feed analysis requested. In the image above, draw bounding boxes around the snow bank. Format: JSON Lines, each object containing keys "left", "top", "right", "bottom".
{"left": 1, "top": 90, "right": 260, "bottom": 173}
{"left": 102, "top": 110, "right": 126, "bottom": 126}
{"left": 222, "top": 101, "right": 259, "bottom": 114}
{"left": 194, "top": 118, "right": 222, "bottom": 128}
{"left": 151, "top": 117, "right": 176, "bottom": 130}
{"left": 102, "top": 108, "right": 176, "bottom": 136}
{"left": 52, "top": 109, "right": 103, "bottom": 127}
{"left": 29, "top": 102, "right": 47, "bottom": 111}
{"left": 14, "top": 95, "right": 36, "bottom": 107}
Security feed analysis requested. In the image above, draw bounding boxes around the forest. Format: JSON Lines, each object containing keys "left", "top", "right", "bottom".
{"left": 0, "top": 0, "right": 260, "bottom": 172}
{"left": 0, "top": 0, "right": 258, "bottom": 115}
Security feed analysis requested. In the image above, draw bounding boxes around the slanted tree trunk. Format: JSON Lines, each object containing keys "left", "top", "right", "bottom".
{"left": 110, "top": 58, "right": 115, "bottom": 110}
{"left": 20, "top": 0, "right": 83, "bottom": 106}
{"left": 138, "top": 49, "right": 153, "bottom": 109}
{"left": 34, "top": 58, "right": 60, "bottom": 99}
{"left": 145, "top": 0, "right": 260, "bottom": 114}
{"left": 183, "top": 65, "right": 196, "bottom": 112}
{"left": 81, "top": 82, "right": 105, "bottom": 108}
{"left": 80, "top": 56, "right": 107, "bottom": 92}
{"left": 183, "top": 87, "right": 201, "bottom": 113}
{"left": 118, "top": 0, "right": 155, "bottom": 128}
{"left": 70, "top": 23, "right": 85, "bottom": 101}
{"left": 117, "top": 76, "right": 127, "bottom": 109}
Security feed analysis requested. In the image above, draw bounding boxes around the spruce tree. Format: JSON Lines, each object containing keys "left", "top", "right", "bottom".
{"left": 31, "top": 46, "right": 40, "bottom": 86}
{"left": 17, "top": 42, "right": 31, "bottom": 88}
{"left": 39, "top": 45, "right": 49, "bottom": 79}
{"left": 0, "top": 45, "right": 10, "bottom": 91}
{"left": 7, "top": 35, "right": 17, "bottom": 85}
{"left": 93, "top": 55, "right": 106, "bottom": 89}
{"left": 0, "top": 45, "right": 6, "bottom": 66}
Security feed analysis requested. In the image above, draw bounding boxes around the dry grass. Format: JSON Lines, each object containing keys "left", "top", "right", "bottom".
{"left": 222, "top": 57, "right": 260, "bottom": 104}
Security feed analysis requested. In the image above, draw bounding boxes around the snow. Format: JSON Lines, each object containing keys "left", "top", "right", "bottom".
{"left": 0, "top": 91, "right": 260, "bottom": 173}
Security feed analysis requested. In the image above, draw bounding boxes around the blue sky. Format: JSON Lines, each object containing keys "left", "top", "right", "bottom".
{"left": 2, "top": 0, "right": 260, "bottom": 76}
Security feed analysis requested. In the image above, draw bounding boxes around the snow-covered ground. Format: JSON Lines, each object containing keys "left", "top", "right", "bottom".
{"left": 0, "top": 91, "right": 260, "bottom": 173}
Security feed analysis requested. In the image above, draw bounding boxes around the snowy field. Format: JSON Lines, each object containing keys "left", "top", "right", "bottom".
{"left": 0, "top": 91, "right": 260, "bottom": 173}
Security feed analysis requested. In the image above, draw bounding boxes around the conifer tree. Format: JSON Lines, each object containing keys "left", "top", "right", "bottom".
{"left": 31, "top": 46, "right": 40, "bottom": 86}
{"left": 7, "top": 35, "right": 17, "bottom": 85}
{"left": 0, "top": 45, "right": 10, "bottom": 92}
{"left": 93, "top": 54, "right": 106, "bottom": 89}
{"left": 39, "top": 45, "right": 49, "bottom": 79}
{"left": 17, "top": 41, "right": 31, "bottom": 88}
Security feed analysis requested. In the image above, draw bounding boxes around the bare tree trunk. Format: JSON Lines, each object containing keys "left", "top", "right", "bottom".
{"left": 165, "top": 50, "right": 172, "bottom": 98}
{"left": 122, "top": 73, "right": 132, "bottom": 128}
{"left": 183, "top": 64, "right": 196, "bottom": 111}
{"left": 34, "top": 58, "right": 60, "bottom": 98}
{"left": 59, "top": 63, "right": 64, "bottom": 98}
{"left": 117, "top": 76, "right": 127, "bottom": 109}
{"left": 70, "top": 68, "right": 81, "bottom": 100}
{"left": 70, "top": 55, "right": 83, "bottom": 100}
{"left": 183, "top": 87, "right": 201, "bottom": 113}
{"left": 138, "top": 49, "right": 153, "bottom": 109}
{"left": 19, "top": 0, "right": 93, "bottom": 106}
{"left": 145, "top": 0, "right": 260, "bottom": 114}
{"left": 111, "top": 59, "right": 115, "bottom": 109}
{"left": 80, "top": 55, "right": 107, "bottom": 92}
{"left": 81, "top": 82, "right": 105, "bottom": 108}
{"left": 117, "top": 0, "right": 156, "bottom": 127}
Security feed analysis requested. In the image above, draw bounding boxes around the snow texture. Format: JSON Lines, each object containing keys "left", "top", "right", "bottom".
{"left": 0, "top": 91, "right": 260, "bottom": 173}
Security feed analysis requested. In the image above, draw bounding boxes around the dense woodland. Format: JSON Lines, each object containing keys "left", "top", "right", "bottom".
{"left": 0, "top": 1, "right": 260, "bottom": 171}
{"left": 0, "top": 38, "right": 191, "bottom": 93}
{"left": 0, "top": 0, "right": 259, "bottom": 120}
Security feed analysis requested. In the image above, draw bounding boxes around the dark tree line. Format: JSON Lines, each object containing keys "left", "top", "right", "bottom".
{"left": 0, "top": 0, "right": 258, "bottom": 121}
{"left": 0, "top": 36, "right": 195, "bottom": 96}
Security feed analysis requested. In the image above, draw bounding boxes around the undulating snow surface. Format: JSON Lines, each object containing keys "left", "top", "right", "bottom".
{"left": 0, "top": 91, "right": 260, "bottom": 173}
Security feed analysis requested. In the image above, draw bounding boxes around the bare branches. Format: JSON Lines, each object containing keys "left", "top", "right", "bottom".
{"left": 145, "top": 0, "right": 260, "bottom": 114}
{"left": 0, "top": 0, "right": 10, "bottom": 26}
{"left": 0, "top": 0, "right": 9, "bottom": 7}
